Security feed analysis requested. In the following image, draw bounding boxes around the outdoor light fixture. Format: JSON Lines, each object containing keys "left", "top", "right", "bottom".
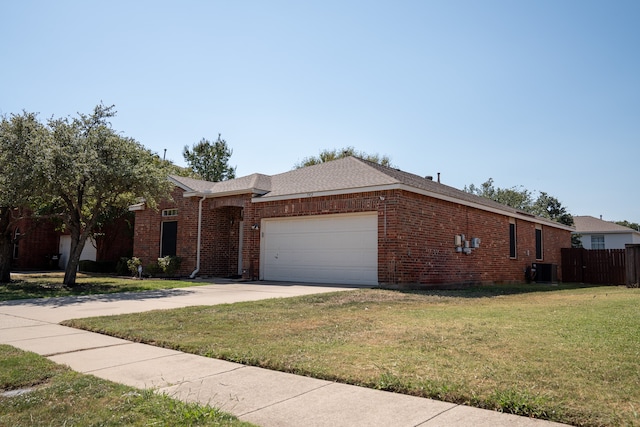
{"left": 251, "top": 223, "right": 259, "bottom": 230}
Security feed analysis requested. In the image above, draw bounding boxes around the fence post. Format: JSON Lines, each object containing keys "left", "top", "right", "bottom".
{"left": 626, "top": 244, "right": 640, "bottom": 288}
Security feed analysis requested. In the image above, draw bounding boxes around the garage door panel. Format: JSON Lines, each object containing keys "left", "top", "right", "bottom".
{"left": 261, "top": 213, "right": 378, "bottom": 286}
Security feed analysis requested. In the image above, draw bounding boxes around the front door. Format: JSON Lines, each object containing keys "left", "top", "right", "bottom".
{"left": 161, "top": 221, "right": 177, "bottom": 257}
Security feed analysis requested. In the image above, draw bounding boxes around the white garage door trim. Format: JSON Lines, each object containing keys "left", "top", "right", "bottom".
{"left": 260, "top": 212, "right": 378, "bottom": 286}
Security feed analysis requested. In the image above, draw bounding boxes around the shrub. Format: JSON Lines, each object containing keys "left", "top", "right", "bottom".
{"left": 115, "top": 257, "right": 130, "bottom": 276}
{"left": 78, "top": 260, "right": 98, "bottom": 272}
{"left": 157, "top": 256, "right": 182, "bottom": 277}
{"left": 144, "top": 261, "right": 162, "bottom": 277}
{"left": 126, "top": 257, "right": 142, "bottom": 276}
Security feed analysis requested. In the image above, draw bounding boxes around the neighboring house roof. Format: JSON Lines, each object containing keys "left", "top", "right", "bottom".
{"left": 170, "top": 173, "right": 272, "bottom": 197}
{"left": 168, "top": 175, "right": 220, "bottom": 193}
{"left": 166, "top": 157, "right": 573, "bottom": 231}
{"left": 573, "top": 215, "right": 640, "bottom": 235}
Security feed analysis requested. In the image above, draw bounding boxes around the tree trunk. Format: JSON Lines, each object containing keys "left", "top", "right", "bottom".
{"left": 0, "top": 209, "right": 13, "bottom": 283}
{"left": 0, "top": 234, "right": 12, "bottom": 283}
{"left": 63, "top": 228, "right": 89, "bottom": 287}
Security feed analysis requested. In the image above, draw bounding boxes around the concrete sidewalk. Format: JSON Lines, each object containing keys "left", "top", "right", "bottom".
{"left": 0, "top": 281, "right": 570, "bottom": 427}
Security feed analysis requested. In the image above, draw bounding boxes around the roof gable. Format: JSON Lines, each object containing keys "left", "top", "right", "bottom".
{"left": 169, "top": 157, "right": 572, "bottom": 230}
{"left": 262, "top": 157, "right": 398, "bottom": 198}
{"left": 573, "top": 216, "right": 640, "bottom": 235}
{"left": 170, "top": 173, "right": 271, "bottom": 196}
{"left": 168, "top": 175, "right": 218, "bottom": 192}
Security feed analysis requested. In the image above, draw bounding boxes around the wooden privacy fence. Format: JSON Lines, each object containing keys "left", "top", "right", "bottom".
{"left": 626, "top": 244, "right": 640, "bottom": 287}
{"left": 561, "top": 248, "right": 626, "bottom": 285}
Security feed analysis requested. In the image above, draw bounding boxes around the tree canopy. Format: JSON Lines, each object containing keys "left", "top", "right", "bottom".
{"left": 0, "top": 104, "right": 173, "bottom": 285}
{"left": 464, "top": 178, "right": 574, "bottom": 226}
{"left": 616, "top": 220, "right": 640, "bottom": 231}
{"left": 294, "top": 146, "right": 393, "bottom": 169}
{"left": 0, "top": 112, "right": 47, "bottom": 281}
{"left": 183, "top": 134, "right": 236, "bottom": 182}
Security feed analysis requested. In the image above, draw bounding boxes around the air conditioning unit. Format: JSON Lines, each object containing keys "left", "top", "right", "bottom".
{"left": 532, "top": 263, "right": 557, "bottom": 283}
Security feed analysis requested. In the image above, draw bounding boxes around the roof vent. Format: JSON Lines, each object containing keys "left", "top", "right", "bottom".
{"left": 426, "top": 175, "right": 433, "bottom": 181}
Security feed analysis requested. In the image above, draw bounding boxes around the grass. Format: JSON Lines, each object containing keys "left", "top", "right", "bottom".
{"left": 0, "top": 272, "right": 206, "bottom": 300}
{"left": 0, "top": 344, "right": 254, "bottom": 426}
{"left": 64, "top": 283, "right": 640, "bottom": 427}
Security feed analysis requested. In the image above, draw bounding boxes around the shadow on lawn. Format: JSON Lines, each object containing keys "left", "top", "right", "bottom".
{"left": 391, "top": 282, "right": 609, "bottom": 298}
{"left": 0, "top": 285, "right": 195, "bottom": 308}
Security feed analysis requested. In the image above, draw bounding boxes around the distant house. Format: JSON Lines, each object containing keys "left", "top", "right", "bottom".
{"left": 573, "top": 215, "right": 640, "bottom": 250}
{"left": 11, "top": 213, "right": 133, "bottom": 271}
{"left": 131, "top": 157, "right": 573, "bottom": 287}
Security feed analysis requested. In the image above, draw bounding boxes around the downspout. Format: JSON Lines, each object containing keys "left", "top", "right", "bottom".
{"left": 190, "top": 196, "right": 206, "bottom": 279}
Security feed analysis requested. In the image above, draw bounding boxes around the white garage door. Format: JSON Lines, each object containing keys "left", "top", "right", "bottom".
{"left": 260, "top": 213, "right": 378, "bottom": 286}
{"left": 59, "top": 236, "right": 97, "bottom": 269}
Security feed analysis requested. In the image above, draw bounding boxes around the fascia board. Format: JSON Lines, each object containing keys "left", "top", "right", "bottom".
{"left": 574, "top": 230, "right": 640, "bottom": 236}
{"left": 251, "top": 182, "right": 574, "bottom": 232}
{"left": 183, "top": 189, "right": 268, "bottom": 198}
{"left": 251, "top": 184, "right": 401, "bottom": 203}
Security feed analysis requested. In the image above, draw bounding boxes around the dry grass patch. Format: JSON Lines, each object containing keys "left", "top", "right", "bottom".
{"left": 65, "top": 284, "right": 640, "bottom": 427}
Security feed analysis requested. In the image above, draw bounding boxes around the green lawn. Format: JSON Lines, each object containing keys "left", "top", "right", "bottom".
{"left": 0, "top": 272, "right": 205, "bottom": 300}
{"left": 0, "top": 345, "right": 254, "bottom": 426}
{"left": 64, "top": 283, "right": 640, "bottom": 427}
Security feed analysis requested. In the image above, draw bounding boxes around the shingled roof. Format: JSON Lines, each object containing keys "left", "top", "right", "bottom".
{"left": 170, "top": 157, "right": 572, "bottom": 230}
{"left": 169, "top": 173, "right": 272, "bottom": 197}
{"left": 573, "top": 216, "right": 640, "bottom": 234}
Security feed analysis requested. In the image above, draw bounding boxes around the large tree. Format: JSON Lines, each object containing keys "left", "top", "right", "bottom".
{"left": 464, "top": 178, "right": 533, "bottom": 211}
{"left": 183, "top": 134, "right": 236, "bottom": 182}
{"left": 465, "top": 178, "right": 574, "bottom": 226}
{"left": 0, "top": 112, "right": 46, "bottom": 282}
{"left": 616, "top": 220, "right": 640, "bottom": 231}
{"left": 22, "top": 104, "right": 173, "bottom": 286}
{"left": 294, "top": 146, "right": 393, "bottom": 169}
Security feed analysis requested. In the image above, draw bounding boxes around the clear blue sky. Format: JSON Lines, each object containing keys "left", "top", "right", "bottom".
{"left": 2, "top": 1, "right": 639, "bottom": 223}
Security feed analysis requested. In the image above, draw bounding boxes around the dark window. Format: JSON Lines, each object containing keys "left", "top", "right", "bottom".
{"left": 535, "top": 228, "right": 543, "bottom": 260}
{"left": 161, "top": 221, "right": 178, "bottom": 257}
{"left": 509, "top": 223, "right": 516, "bottom": 258}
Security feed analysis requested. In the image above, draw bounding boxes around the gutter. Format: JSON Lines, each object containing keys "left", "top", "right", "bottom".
{"left": 190, "top": 196, "right": 206, "bottom": 279}
{"left": 183, "top": 188, "right": 268, "bottom": 198}
{"left": 251, "top": 183, "right": 575, "bottom": 232}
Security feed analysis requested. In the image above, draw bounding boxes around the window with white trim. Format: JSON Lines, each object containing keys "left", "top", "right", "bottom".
{"left": 162, "top": 209, "right": 178, "bottom": 217}
{"left": 591, "top": 235, "right": 605, "bottom": 250}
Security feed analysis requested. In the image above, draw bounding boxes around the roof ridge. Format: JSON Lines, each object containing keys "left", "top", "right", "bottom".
{"left": 574, "top": 215, "right": 640, "bottom": 233}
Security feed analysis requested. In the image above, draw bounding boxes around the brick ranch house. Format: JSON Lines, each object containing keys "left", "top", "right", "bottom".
{"left": 131, "top": 157, "right": 573, "bottom": 287}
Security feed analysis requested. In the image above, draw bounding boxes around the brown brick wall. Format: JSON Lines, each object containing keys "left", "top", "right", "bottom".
{"left": 242, "top": 189, "right": 571, "bottom": 286}
{"left": 133, "top": 189, "right": 248, "bottom": 277}
{"left": 133, "top": 187, "right": 198, "bottom": 274}
{"left": 199, "top": 205, "right": 244, "bottom": 277}
{"left": 11, "top": 218, "right": 59, "bottom": 270}
{"left": 385, "top": 190, "right": 571, "bottom": 286}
